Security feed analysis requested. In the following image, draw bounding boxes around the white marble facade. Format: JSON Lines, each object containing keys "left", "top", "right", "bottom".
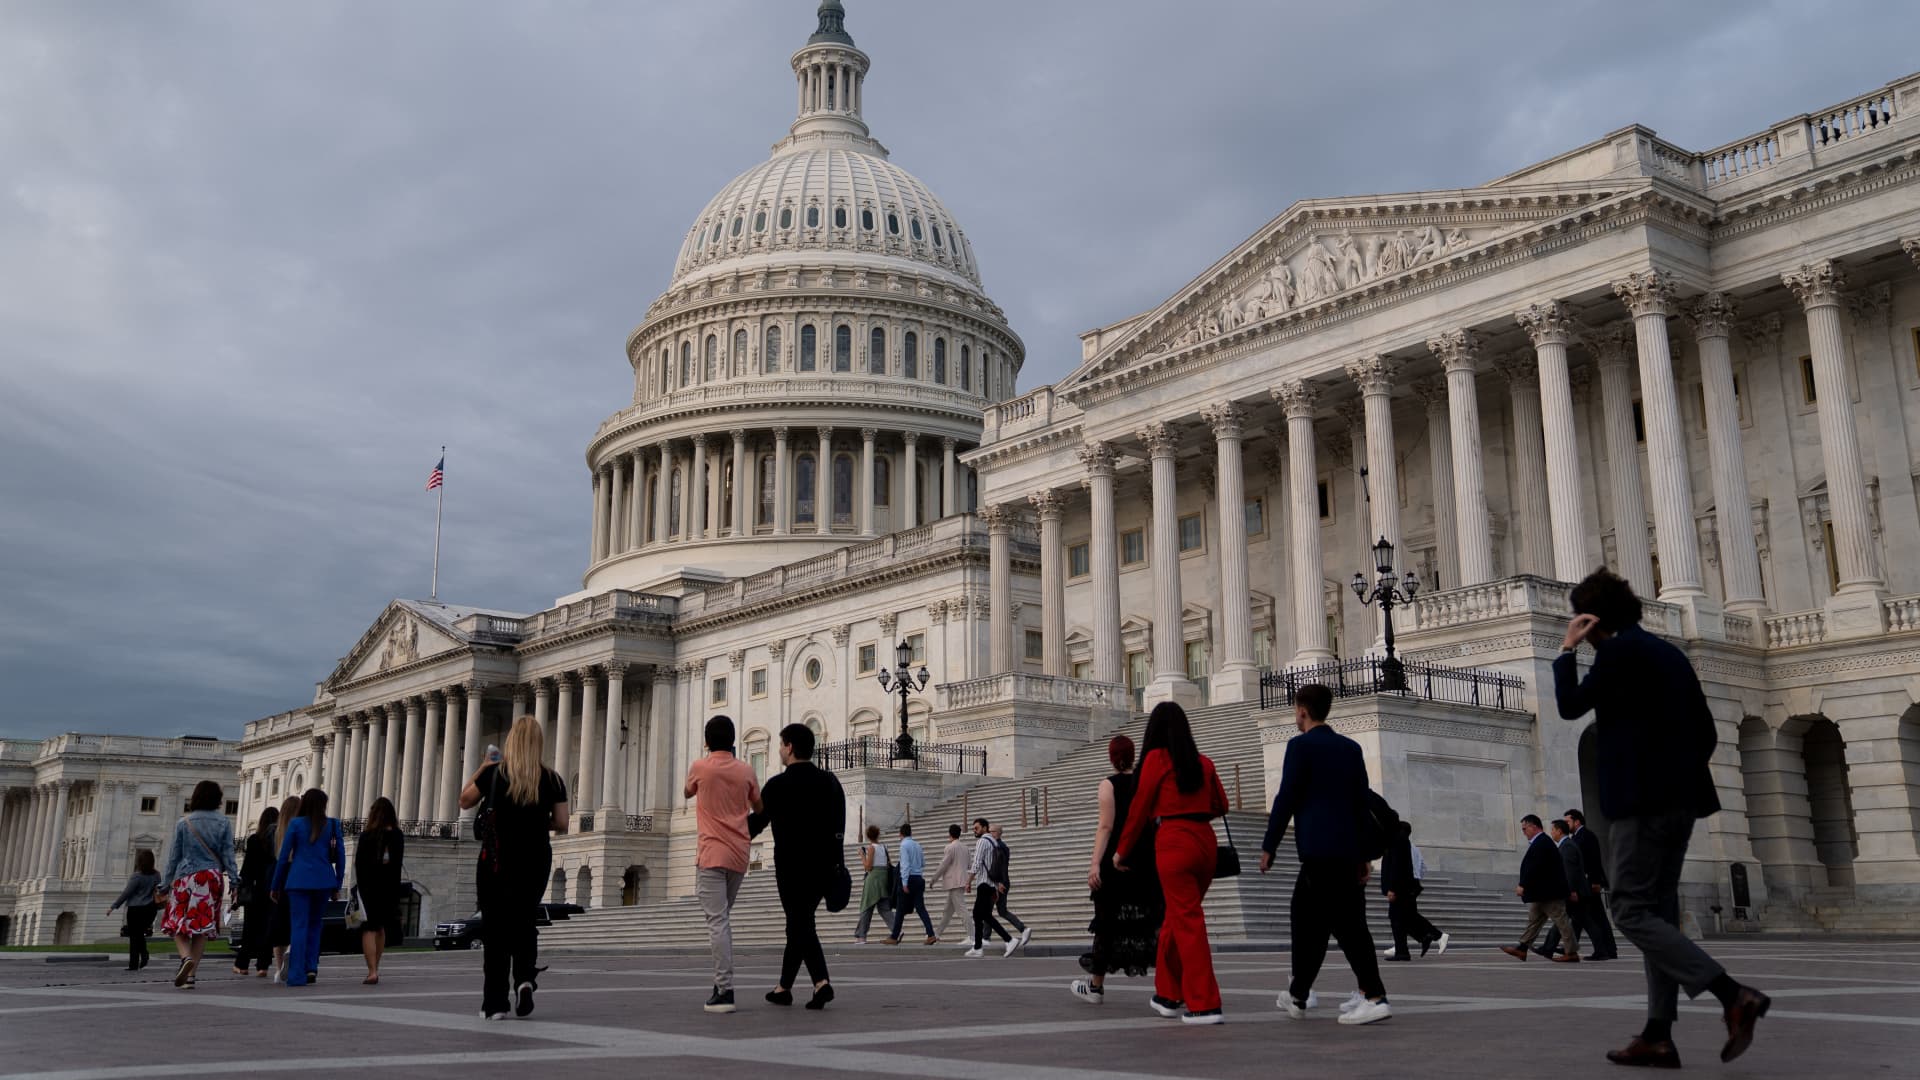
{"left": 0, "top": 735, "right": 240, "bottom": 945}
{"left": 233, "top": 3, "right": 1920, "bottom": 926}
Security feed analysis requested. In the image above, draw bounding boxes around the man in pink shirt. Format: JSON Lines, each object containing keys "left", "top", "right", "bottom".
{"left": 685, "top": 715, "right": 762, "bottom": 1014}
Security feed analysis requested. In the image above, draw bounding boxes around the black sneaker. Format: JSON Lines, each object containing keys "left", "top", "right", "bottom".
{"left": 765, "top": 988, "right": 793, "bottom": 1006}
{"left": 705, "top": 986, "right": 736, "bottom": 1014}
{"left": 514, "top": 981, "right": 536, "bottom": 1017}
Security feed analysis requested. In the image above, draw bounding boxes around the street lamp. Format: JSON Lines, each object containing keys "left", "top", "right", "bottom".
{"left": 876, "top": 640, "right": 931, "bottom": 761}
{"left": 1351, "top": 535, "right": 1420, "bottom": 691}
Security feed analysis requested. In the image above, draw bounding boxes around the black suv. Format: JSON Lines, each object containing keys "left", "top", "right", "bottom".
{"left": 433, "top": 903, "right": 585, "bottom": 950}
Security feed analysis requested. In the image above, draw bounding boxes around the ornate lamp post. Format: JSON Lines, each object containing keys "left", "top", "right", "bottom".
{"left": 876, "top": 640, "right": 930, "bottom": 761}
{"left": 1351, "top": 535, "right": 1420, "bottom": 691}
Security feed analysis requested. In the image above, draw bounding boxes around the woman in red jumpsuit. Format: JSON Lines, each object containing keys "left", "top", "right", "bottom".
{"left": 1114, "top": 702, "right": 1231, "bottom": 1024}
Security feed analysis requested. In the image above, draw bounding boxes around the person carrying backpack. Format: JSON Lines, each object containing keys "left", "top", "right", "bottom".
{"left": 987, "top": 824, "right": 1032, "bottom": 954}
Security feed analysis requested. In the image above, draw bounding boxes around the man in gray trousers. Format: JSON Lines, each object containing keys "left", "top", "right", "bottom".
{"left": 1554, "top": 569, "right": 1770, "bottom": 1068}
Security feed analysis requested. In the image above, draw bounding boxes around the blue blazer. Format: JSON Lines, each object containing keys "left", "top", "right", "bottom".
{"left": 1553, "top": 624, "right": 1720, "bottom": 822}
{"left": 270, "top": 818, "right": 347, "bottom": 893}
{"left": 1261, "top": 723, "right": 1378, "bottom": 861}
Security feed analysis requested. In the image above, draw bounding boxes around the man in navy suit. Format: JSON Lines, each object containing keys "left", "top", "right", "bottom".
{"left": 1260, "top": 683, "right": 1394, "bottom": 1026}
{"left": 1555, "top": 568, "right": 1770, "bottom": 1068}
{"left": 1500, "top": 814, "right": 1578, "bottom": 963}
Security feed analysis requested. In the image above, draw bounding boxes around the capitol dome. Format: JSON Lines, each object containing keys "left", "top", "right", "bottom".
{"left": 576, "top": 0, "right": 1023, "bottom": 596}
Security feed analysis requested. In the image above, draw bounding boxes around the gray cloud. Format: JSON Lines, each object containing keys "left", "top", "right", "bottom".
{"left": 1, "top": 0, "right": 1911, "bottom": 738}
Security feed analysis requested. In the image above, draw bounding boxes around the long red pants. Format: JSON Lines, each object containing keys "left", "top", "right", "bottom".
{"left": 1153, "top": 819, "right": 1220, "bottom": 1012}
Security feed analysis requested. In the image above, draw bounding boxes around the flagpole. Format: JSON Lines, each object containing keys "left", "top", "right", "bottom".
{"left": 431, "top": 445, "right": 444, "bottom": 601}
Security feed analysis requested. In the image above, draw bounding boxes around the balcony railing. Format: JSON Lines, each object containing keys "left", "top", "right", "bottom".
{"left": 1259, "top": 657, "right": 1527, "bottom": 714}
{"left": 341, "top": 819, "right": 465, "bottom": 840}
{"left": 1407, "top": 575, "right": 1684, "bottom": 638}
{"left": 816, "top": 736, "right": 987, "bottom": 776}
{"left": 937, "top": 671, "right": 1126, "bottom": 712}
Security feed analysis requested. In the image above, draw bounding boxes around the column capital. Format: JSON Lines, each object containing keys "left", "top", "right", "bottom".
{"left": 980, "top": 503, "right": 1015, "bottom": 532}
{"left": 1586, "top": 323, "right": 1636, "bottom": 369}
{"left": 767, "top": 639, "right": 788, "bottom": 660}
{"left": 552, "top": 671, "right": 576, "bottom": 692}
{"left": 902, "top": 430, "right": 919, "bottom": 446}
{"left": 1684, "top": 291, "right": 1738, "bottom": 339}
{"left": 462, "top": 678, "right": 487, "bottom": 695}
{"left": 1611, "top": 270, "right": 1678, "bottom": 318}
{"left": 578, "top": 667, "right": 601, "bottom": 688}
{"left": 941, "top": 435, "right": 957, "bottom": 452}
{"left": 1569, "top": 364, "right": 1594, "bottom": 403}
{"left": 690, "top": 432, "right": 708, "bottom": 450}
{"left": 1028, "top": 488, "right": 1066, "bottom": 520}
{"left": 1137, "top": 421, "right": 1179, "bottom": 458}
{"left": 1515, "top": 299, "right": 1575, "bottom": 347}
{"left": 830, "top": 624, "right": 851, "bottom": 647}
{"left": 816, "top": 426, "right": 834, "bottom": 443}
{"left": 727, "top": 648, "right": 746, "bottom": 668}
{"left": 511, "top": 685, "right": 530, "bottom": 708}
{"left": 603, "top": 662, "right": 628, "bottom": 683}
{"left": 1847, "top": 281, "right": 1892, "bottom": 327}
{"left": 332, "top": 716, "right": 352, "bottom": 733}
{"left": 1426, "top": 328, "right": 1482, "bottom": 373}
{"left": 772, "top": 425, "right": 790, "bottom": 442}
{"left": 1271, "top": 379, "right": 1319, "bottom": 419}
{"left": 729, "top": 427, "right": 747, "bottom": 443}
{"left": 1903, "top": 236, "right": 1920, "bottom": 269}
{"left": 1323, "top": 429, "right": 1352, "bottom": 463}
{"left": 1334, "top": 400, "right": 1365, "bottom": 433}
{"left": 1201, "top": 401, "right": 1248, "bottom": 439}
{"left": 1783, "top": 260, "right": 1846, "bottom": 308}
{"left": 651, "top": 666, "right": 674, "bottom": 687}
{"left": 532, "top": 679, "right": 552, "bottom": 700}
{"left": 860, "top": 427, "right": 878, "bottom": 442}
{"left": 1411, "top": 378, "right": 1449, "bottom": 413}
{"left": 1077, "top": 440, "right": 1116, "bottom": 477}
{"left": 1342, "top": 355, "right": 1399, "bottom": 396}
{"left": 1492, "top": 351, "right": 1538, "bottom": 390}
{"left": 924, "top": 601, "right": 947, "bottom": 624}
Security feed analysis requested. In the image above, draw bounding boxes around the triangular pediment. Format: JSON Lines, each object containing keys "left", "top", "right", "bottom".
{"left": 330, "top": 601, "right": 464, "bottom": 686}
{"left": 1060, "top": 180, "right": 1638, "bottom": 391}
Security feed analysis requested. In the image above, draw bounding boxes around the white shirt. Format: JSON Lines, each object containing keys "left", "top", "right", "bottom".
{"left": 969, "top": 834, "right": 996, "bottom": 883}
{"left": 1409, "top": 842, "right": 1426, "bottom": 881}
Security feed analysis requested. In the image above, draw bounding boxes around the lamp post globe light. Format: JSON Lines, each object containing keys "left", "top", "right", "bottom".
{"left": 876, "top": 640, "right": 930, "bottom": 761}
{"left": 1351, "top": 536, "right": 1420, "bottom": 691}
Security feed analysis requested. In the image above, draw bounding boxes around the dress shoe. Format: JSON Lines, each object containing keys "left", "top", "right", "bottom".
{"left": 1720, "top": 986, "right": 1771, "bottom": 1063}
{"left": 1499, "top": 945, "right": 1528, "bottom": 961}
{"left": 1605, "top": 1037, "right": 1681, "bottom": 1068}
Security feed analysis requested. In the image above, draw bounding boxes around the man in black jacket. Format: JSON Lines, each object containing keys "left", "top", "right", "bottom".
{"left": 1380, "top": 821, "right": 1444, "bottom": 961}
{"left": 1555, "top": 569, "right": 1769, "bottom": 1067}
{"left": 1540, "top": 809, "right": 1619, "bottom": 960}
{"left": 747, "top": 723, "right": 845, "bottom": 1010}
{"left": 1500, "top": 814, "right": 1577, "bottom": 963}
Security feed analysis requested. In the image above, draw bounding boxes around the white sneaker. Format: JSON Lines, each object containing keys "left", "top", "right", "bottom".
{"left": 1070, "top": 979, "right": 1103, "bottom": 1005}
{"left": 964, "top": 947, "right": 984, "bottom": 958}
{"left": 1279, "top": 989, "right": 1320, "bottom": 1016}
{"left": 1015, "top": 927, "right": 1032, "bottom": 951}
{"left": 1433, "top": 932, "right": 1451, "bottom": 956}
{"left": 1149, "top": 996, "right": 1185, "bottom": 1019}
{"left": 1381, "top": 947, "right": 1396, "bottom": 957}
{"left": 956, "top": 938, "right": 975, "bottom": 949}
{"left": 1338, "top": 998, "right": 1392, "bottom": 1025}
{"left": 1338, "top": 990, "right": 1366, "bottom": 1015}
{"left": 1002, "top": 938, "right": 1019, "bottom": 958}
{"left": 480, "top": 1011, "right": 510, "bottom": 1021}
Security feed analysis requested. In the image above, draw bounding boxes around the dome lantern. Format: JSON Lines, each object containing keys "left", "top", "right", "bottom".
{"left": 789, "top": 1, "right": 871, "bottom": 142}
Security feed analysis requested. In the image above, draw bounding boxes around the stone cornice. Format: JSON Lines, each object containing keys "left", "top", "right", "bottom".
{"left": 1708, "top": 146, "right": 1920, "bottom": 240}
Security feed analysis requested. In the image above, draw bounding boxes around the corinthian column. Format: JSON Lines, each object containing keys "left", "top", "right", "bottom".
{"left": 1494, "top": 352, "right": 1553, "bottom": 577}
{"left": 984, "top": 504, "right": 1014, "bottom": 673}
{"left": 1080, "top": 442, "right": 1122, "bottom": 685}
{"left": 1427, "top": 330, "right": 1495, "bottom": 585}
{"left": 1204, "top": 402, "right": 1258, "bottom": 701}
{"left": 416, "top": 695, "right": 441, "bottom": 821}
{"left": 437, "top": 690, "right": 462, "bottom": 821}
{"left": 601, "top": 665, "right": 625, "bottom": 816}
{"left": 1274, "top": 382, "right": 1332, "bottom": 663}
{"left": 458, "top": 685, "right": 485, "bottom": 821}
{"left": 860, "top": 428, "right": 877, "bottom": 536}
{"left": 815, "top": 427, "right": 832, "bottom": 533}
{"left": 731, "top": 429, "right": 750, "bottom": 537}
{"left": 1613, "top": 271, "right": 1708, "bottom": 610}
{"left": 942, "top": 437, "right": 958, "bottom": 519}
{"left": 689, "top": 434, "right": 708, "bottom": 541}
{"left": 1591, "top": 326, "right": 1656, "bottom": 597}
{"left": 1414, "top": 381, "right": 1460, "bottom": 588}
{"left": 629, "top": 449, "right": 647, "bottom": 550}
{"left": 341, "top": 716, "right": 364, "bottom": 815}
{"left": 553, "top": 674, "right": 574, "bottom": 777}
{"left": 653, "top": 442, "right": 672, "bottom": 544}
{"left": 1029, "top": 489, "right": 1067, "bottom": 676}
{"left": 589, "top": 468, "right": 606, "bottom": 562}
{"left": 902, "top": 432, "right": 920, "bottom": 529}
{"left": 1140, "top": 421, "right": 1197, "bottom": 706}
{"left": 575, "top": 670, "right": 601, "bottom": 814}
{"left": 607, "top": 456, "right": 626, "bottom": 555}
{"left": 1686, "top": 293, "right": 1765, "bottom": 612}
{"left": 772, "top": 428, "right": 791, "bottom": 535}
{"left": 397, "top": 697, "right": 424, "bottom": 822}
{"left": 1516, "top": 300, "right": 1590, "bottom": 581}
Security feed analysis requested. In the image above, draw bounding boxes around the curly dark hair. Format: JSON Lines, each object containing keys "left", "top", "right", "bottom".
{"left": 1569, "top": 567, "right": 1643, "bottom": 631}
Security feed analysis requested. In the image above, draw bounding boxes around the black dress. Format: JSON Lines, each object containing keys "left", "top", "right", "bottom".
{"left": 1082, "top": 772, "right": 1163, "bottom": 977}
{"left": 353, "top": 829, "right": 406, "bottom": 944}
{"left": 235, "top": 830, "right": 277, "bottom": 970}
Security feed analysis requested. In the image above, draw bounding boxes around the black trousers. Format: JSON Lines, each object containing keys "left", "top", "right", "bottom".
{"left": 995, "top": 886, "right": 1027, "bottom": 933}
{"left": 972, "top": 884, "right": 1009, "bottom": 947}
{"left": 1542, "top": 892, "right": 1619, "bottom": 957}
{"left": 236, "top": 897, "right": 275, "bottom": 970}
{"left": 125, "top": 905, "right": 156, "bottom": 968}
{"left": 1386, "top": 892, "right": 1440, "bottom": 957}
{"left": 1288, "top": 857, "right": 1386, "bottom": 1002}
{"left": 776, "top": 871, "right": 829, "bottom": 990}
{"left": 477, "top": 854, "right": 550, "bottom": 1015}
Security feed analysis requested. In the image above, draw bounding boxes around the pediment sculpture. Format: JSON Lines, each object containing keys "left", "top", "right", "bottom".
{"left": 378, "top": 615, "right": 420, "bottom": 671}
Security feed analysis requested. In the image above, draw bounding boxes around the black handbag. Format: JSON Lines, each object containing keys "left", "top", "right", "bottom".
{"left": 823, "top": 862, "right": 853, "bottom": 913}
{"left": 1215, "top": 817, "right": 1242, "bottom": 879}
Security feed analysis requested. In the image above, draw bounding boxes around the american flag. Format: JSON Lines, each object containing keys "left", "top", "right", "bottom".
{"left": 425, "top": 455, "right": 444, "bottom": 492}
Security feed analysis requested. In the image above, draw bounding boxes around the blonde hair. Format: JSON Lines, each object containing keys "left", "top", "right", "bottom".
{"left": 274, "top": 795, "right": 302, "bottom": 854}
{"left": 503, "top": 716, "right": 546, "bottom": 806}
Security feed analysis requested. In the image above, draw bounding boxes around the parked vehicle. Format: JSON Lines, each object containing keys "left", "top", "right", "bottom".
{"left": 432, "top": 902, "right": 584, "bottom": 950}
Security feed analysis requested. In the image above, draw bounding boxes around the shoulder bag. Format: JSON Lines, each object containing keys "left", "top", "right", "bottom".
{"left": 824, "top": 861, "right": 853, "bottom": 913}
{"left": 474, "top": 766, "right": 504, "bottom": 873}
{"left": 1214, "top": 816, "right": 1242, "bottom": 879}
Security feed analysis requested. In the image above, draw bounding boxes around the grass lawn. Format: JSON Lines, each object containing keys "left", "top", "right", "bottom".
{"left": 0, "top": 941, "right": 231, "bottom": 954}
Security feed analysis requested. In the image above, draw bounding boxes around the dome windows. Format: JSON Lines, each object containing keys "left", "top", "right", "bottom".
{"left": 909, "top": 216, "right": 923, "bottom": 242}
{"left": 779, "top": 206, "right": 793, "bottom": 230}
{"left": 960, "top": 344, "right": 972, "bottom": 391}
{"left": 753, "top": 210, "right": 767, "bottom": 232}
{"left": 868, "top": 327, "right": 886, "bottom": 374}
{"left": 861, "top": 208, "right": 875, "bottom": 231}
{"left": 933, "top": 337, "right": 947, "bottom": 385}
{"left": 903, "top": 331, "right": 918, "bottom": 379}
{"left": 711, "top": 221, "right": 723, "bottom": 243}
{"left": 764, "top": 324, "right": 782, "bottom": 373}
{"left": 833, "top": 325, "right": 852, "bottom": 372}
{"left": 932, "top": 223, "right": 944, "bottom": 248}
{"left": 799, "top": 325, "right": 817, "bottom": 372}
{"left": 731, "top": 215, "right": 743, "bottom": 238}
{"left": 833, "top": 205, "right": 848, "bottom": 229}
{"left": 886, "top": 212, "right": 900, "bottom": 235}
{"left": 806, "top": 206, "right": 821, "bottom": 229}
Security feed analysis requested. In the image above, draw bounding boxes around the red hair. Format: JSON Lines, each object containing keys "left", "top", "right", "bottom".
{"left": 1107, "top": 734, "right": 1136, "bottom": 773}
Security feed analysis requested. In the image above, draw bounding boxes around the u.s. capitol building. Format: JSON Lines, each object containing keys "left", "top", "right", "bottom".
{"left": 234, "top": 1, "right": 1920, "bottom": 934}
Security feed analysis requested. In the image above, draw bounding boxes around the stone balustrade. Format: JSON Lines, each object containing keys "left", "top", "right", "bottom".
{"left": 596, "top": 376, "right": 987, "bottom": 440}
{"left": 1406, "top": 574, "right": 1685, "bottom": 637}
{"left": 1764, "top": 609, "right": 1827, "bottom": 648}
{"left": 1722, "top": 612, "right": 1756, "bottom": 646}
{"left": 1884, "top": 595, "right": 1920, "bottom": 633}
{"left": 937, "top": 672, "right": 1124, "bottom": 711}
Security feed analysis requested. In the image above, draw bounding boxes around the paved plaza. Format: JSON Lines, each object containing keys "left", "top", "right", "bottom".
{"left": 1, "top": 938, "right": 1914, "bottom": 1078}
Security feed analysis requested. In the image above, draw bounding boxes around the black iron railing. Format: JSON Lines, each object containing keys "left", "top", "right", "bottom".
{"left": 816, "top": 736, "right": 988, "bottom": 775}
{"left": 341, "top": 818, "right": 465, "bottom": 840}
{"left": 1258, "top": 657, "right": 1526, "bottom": 713}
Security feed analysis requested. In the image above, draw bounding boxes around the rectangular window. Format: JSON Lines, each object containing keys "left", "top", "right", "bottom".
{"left": 1316, "top": 479, "right": 1332, "bottom": 520}
{"left": 1252, "top": 628, "right": 1272, "bottom": 670}
{"left": 225, "top": 800, "right": 238, "bottom": 816}
{"left": 1071, "top": 660, "right": 1092, "bottom": 680}
{"left": 711, "top": 677, "right": 727, "bottom": 705}
{"left": 1126, "top": 651, "right": 1149, "bottom": 711}
{"left": 269, "top": 778, "right": 279, "bottom": 797}
{"left": 139, "top": 797, "right": 157, "bottom": 814}
{"left": 1178, "top": 513, "right": 1204, "bottom": 553}
{"left": 1025, "top": 630, "right": 1044, "bottom": 661}
{"left": 1244, "top": 497, "right": 1265, "bottom": 537}
{"left": 857, "top": 643, "right": 877, "bottom": 674}
{"left": 253, "top": 782, "right": 263, "bottom": 800}
{"left": 1067, "top": 541, "right": 1090, "bottom": 578}
{"left": 1799, "top": 354, "right": 1817, "bottom": 404}
{"left": 1120, "top": 528, "right": 1146, "bottom": 566}
{"left": 750, "top": 667, "right": 767, "bottom": 698}
{"left": 907, "top": 633, "right": 927, "bottom": 664}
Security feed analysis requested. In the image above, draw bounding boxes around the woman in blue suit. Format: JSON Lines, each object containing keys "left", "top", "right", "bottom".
{"left": 270, "top": 788, "right": 345, "bottom": 988}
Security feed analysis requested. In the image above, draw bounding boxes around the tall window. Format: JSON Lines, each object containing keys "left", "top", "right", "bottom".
{"left": 834, "top": 325, "right": 852, "bottom": 372}
{"left": 796, "top": 454, "right": 816, "bottom": 525}
{"left": 904, "top": 332, "right": 918, "bottom": 379}
{"left": 960, "top": 344, "right": 972, "bottom": 390}
{"left": 669, "top": 468, "right": 683, "bottom": 536}
{"left": 799, "top": 325, "right": 817, "bottom": 372}
{"left": 869, "top": 327, "right": 886, "bottom": 374}
{"left": 832, "top": 454, "right": 855, "bottom": 525}
{"left": 705, "top": 334, "right": 719, "bottom": 381}
{"left": 721, "top": 459, "right": 734, "bottom": 530}
{"left": 874, "top": 456, "right": 891, "bottom": 507}
{"left": 758, "top": 455, "right": 775, "bottom": 526}
{"left": 680, "top": 341, "right": 692, "bottom": 386}
{"left": 733, "top": 329, "right": 748, "bottom": 376}
{"left": 658, "top": 349, "right": 668, "bottom": 395}
{"left": 933, "top": 338, "right": 947, "bottom": 384}
{"left": 764, "top": 324, "right": 781, "bottom": 373}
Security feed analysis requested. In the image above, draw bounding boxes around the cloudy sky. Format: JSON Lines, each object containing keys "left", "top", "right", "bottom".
{"left": 2, "top": 0, "right": 1913, "bottom": 740}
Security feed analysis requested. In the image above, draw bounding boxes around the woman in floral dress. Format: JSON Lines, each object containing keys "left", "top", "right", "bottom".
{"left": 159, "top": 780, "right": 240, "bottom": 989}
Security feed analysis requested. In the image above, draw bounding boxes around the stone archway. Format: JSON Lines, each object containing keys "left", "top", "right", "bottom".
{"left": 576, "top": 866, "right": 593, "bottom": 909}
{"left": 53, "top": 912, "right": 76, "bottom": 945}
{"left": 1801, "top": 717, "right": 1858, "bottom": 887}
{"left": 550, "top": 868, "right": 568, "bottom": 904}
{"left": 622, "top": 865, "right": 645, "bottom": 907}
{"left": 1739, "top": 712, "right": 1858, "bottom": 896}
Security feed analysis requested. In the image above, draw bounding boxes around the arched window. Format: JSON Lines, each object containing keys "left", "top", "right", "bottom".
{"left": 932, "top": 224, "right": 944, "bottom": 248}
{"left": 903, "top": 332, "right": 918, "bottom": 379}
{"left": 722, "top": 459, "right": 734, "bottom": 530}
{"left": 779, "top": 206, "right": 793, "bottom": 230}
{"left": 669, "top": 468, "right": 683, "bottom": 536}
{"left": 833, "top": 205, "right": 848, "bottom": 229}
{"left": 960, "top": 344, "right": 972, "bottom": 391}
{"left": 659, "top": 348, "right": 669, "bottom": 395}
{"left": 764, "top": 324, "right": 781, "bottom": 373}
{"left": 734, "top": 329, "right": 748, "bottom": 376}
{"left": 799, "top": 325, "right": 817, "bottom": 372}
{"left": 752, "top": 210, "right": 766, "bottom": 232}
{"left": 680, "top": 341, "right": 692, "bottom": 386}
{"left": 869, "top": 327, "right": 886, "bottom": 374}
{"left": 910, "top": 215, "right": 923, "bottom": 241}
{"left": 795, "top": 454, "right": 817, "bottom": 525}
{"left": 711, "top": 221, "right": 722, "bottom": 243}
{"left": 861, "top": 208, "right": 875, "bottom": 231}
{"left": 806, "top": 205, "right": 820, "bottom": 229}
{"left": 874, "top": 456, "right": 891, "bottom": 507}
{"left": 833, "top": 325, "right": 852, "bottom": 372}
{"left": 730, "top": 215, "right": 743, "bottom": 238}
{"left": 758, "top": 455, "right": 776, "bottom": 526}
{"left": 966, "top": 469, "right": 978, "bottom": 512}
{"left": 933, "top": 337, "right": 947, "bottom": 385}
{"left": 886, "top": 212, "right": 900, "bottom": 235}
{"left": 705, "top": 334, "right": 719, "bottom": 381}
{"left": 832, "top": 453, "right": 854, "bottom": 525}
